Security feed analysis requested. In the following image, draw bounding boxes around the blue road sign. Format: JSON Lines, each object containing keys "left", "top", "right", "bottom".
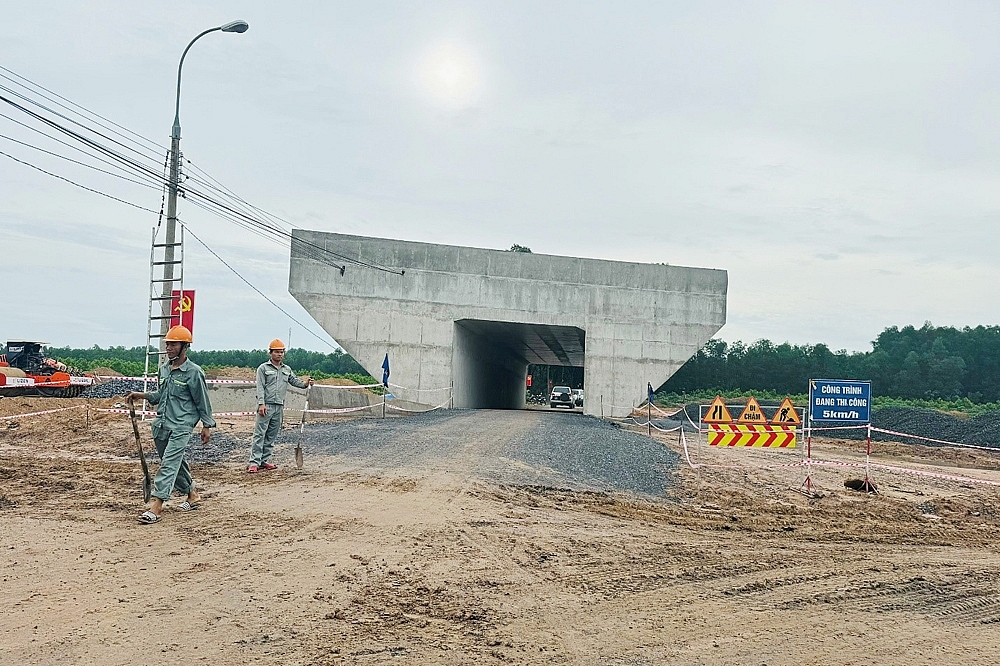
{"left": 809, "top": 379, "right": 872, "bottom": 423}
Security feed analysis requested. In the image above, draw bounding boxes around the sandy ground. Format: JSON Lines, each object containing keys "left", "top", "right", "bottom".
{"left": 3, "top": 397, "right": 1000, "bottom": 665}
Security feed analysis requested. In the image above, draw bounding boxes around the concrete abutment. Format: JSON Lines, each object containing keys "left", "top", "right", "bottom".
{"left": 288, "top": 232, "right": 727, "bottom": 417}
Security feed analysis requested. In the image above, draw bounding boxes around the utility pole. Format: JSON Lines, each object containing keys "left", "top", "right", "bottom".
{"left": 147, "top": 20, "right": 249, "bottom": 366}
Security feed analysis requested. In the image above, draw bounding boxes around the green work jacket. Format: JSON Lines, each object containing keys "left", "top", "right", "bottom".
{"left": 143, "top": 358, "right": 216, "bottom": 434}
{"left": 255, "top": 361, "right": 308, "bottom": 405}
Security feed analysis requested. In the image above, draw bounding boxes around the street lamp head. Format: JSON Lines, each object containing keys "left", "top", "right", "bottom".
{"left": 220, "top": 20, "right": 249, "bottom": 33}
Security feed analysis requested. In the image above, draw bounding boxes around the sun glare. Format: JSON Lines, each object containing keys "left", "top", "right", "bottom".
{"left": 417, "top": 42, "right": 482, "bottom": 108}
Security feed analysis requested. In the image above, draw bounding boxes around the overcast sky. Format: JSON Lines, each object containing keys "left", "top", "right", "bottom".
{"left": 3, "top": 2, "right": 1000, "bottom": 353}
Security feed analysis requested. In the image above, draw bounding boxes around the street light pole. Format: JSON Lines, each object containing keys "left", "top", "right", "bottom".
{"left": 157, "top": 20, "right": 249, "bottom": 348}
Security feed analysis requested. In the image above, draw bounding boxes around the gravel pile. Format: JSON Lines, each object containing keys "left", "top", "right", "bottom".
{"left": 871, "top": 407, "right": 1000, "bottom": 448}
{"left": 81, "top": 379, "right": 147, "bottom": 398}
{"left": 503, "top": 413, "right": 679, "bottom": 495}
{"left": 283, "top": 410, "right": 680, "bottom": 497}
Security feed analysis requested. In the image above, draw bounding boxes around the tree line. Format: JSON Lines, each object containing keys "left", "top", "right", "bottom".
{"left": 48, "top": 346, "right": 367, "bottom": 379}
{"left": 661, "top": 323, "right": 1000, "bottom": 403}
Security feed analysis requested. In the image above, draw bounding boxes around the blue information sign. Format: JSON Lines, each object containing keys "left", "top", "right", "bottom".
{"left": 808, "top": 379, "right": 871, "bottom": 423}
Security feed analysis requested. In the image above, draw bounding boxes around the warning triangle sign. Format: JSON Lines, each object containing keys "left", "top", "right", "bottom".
{"left": 737, "top": 396, "right": 767, "bottom": 424}
{"left": 703, "top": 396, "right": 734, "bottom": 424}
{"left": 770, "top": 397, "right": 801, "bottom": 425}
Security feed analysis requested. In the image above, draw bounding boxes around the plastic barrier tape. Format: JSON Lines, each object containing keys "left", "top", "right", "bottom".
{"left": 0, "top": 405, "right": 87, "bottom": 420}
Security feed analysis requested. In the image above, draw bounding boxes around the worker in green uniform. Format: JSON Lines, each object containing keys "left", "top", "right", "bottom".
{"left": 126, "top": 325, "right": 215, "bottom": 525}
{"left": 247, "top": 339, "right": 312, "bottom": 473}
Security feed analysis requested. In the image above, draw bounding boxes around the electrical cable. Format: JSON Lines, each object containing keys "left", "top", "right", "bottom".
{"left": 0, "top": 148, "right": 158, "bottom": 213}
{"left": 0, "top": 78, "right": 403, "bottom": 274}
{"left": 0, "top": 110, "right": 168, "bottom": 187}
{"left": 0, "top": 132, "right": 160, "bottom": 190}
{"left": 0, "top": 64, "right": 166, "bottom": 156}
{"left": 180, "top": 221, "right": 339, "bottom": 351}
{"left": 0, "top": 79, "right": 165, "bottom": 164}
{"left": 0, "top": 92, "right": 166, "bottom": 183}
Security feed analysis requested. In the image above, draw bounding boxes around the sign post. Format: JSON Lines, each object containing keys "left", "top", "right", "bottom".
{"left": 805, "top": 379, "right": 873, "bottom": 493}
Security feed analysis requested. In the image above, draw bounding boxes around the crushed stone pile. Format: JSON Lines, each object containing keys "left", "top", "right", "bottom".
{"left": 81, "top": 379, "right": 148, "bottom": 399}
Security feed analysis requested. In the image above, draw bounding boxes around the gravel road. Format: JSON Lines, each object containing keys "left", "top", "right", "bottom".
{"left": 280, "top": 409, "right": 680, "bottom": 496}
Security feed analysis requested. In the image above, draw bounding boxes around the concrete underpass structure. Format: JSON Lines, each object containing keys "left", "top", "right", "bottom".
{"left": 288, "top": 232, "right": 727, "bottom": 417}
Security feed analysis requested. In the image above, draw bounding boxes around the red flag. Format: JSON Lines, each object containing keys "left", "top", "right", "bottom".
{"left": 170, "top": 290, "right": 195, "bottom": 333}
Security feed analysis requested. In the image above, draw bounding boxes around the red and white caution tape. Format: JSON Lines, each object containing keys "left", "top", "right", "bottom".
{"left": 387, "top": 383, "right": 452, "bottom": 393}
{"left": 802, "top": 458, "right": 1000, "bottom": 488}
{"left": 302, "top": 404, "right": 380, "bottom": 415}
{"left": 95, "top": 375, "right": 254, "bottom": 385}
{"left": 95, "top": 408, "right": 255, "bottom": 418}
{"left": 0, "top": 405, "right": 87, "bottom": 420}
{"left": 93, "top": 375, "right": 155, "bottom": 382}
{"left": 95, "top": 408, "right": 158, "bottom": 417}
{"left": 871, "top": 426, "right": 1000, "bottom": 452}
{"left": 385, "top": 396, "right": 453, "bottom": 413}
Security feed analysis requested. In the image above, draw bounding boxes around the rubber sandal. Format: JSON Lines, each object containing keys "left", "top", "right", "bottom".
{"left": 139, "top": 510, "right": 160, "bottom": 525}
{"left": 260, "top": 462, "right": 278, "bottom": 471}
{"left": 246, "top": 464, "right": 259, "bottom": 474}
{"left": 178, "top": 501, "right": 199, "bottom": 511}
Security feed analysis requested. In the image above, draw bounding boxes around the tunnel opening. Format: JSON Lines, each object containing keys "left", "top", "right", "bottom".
{"left": 452, "top": 319, "right": 585, "bottom": 410}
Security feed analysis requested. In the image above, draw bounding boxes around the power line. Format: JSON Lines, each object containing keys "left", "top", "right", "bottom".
{"left": 0, "top": 132, "right": 160, "bottom": 190}
{"left": 0, "top": 66, "right": 166, "bottom": 160}
{"left": 0, "top": 74, "right": 404, "bottom": 275}
{"left": 0, "top": 148, "right": 158, "bottom": 213}
{"left": 0, "top": 109, "right": 167, "bottom": 187}
{"left": 181, "top": 222, "right": 339, "bottom": 351}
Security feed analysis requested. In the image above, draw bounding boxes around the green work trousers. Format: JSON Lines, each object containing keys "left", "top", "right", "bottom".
{"left": 151, "top": 428, "right": 195, "bottom": 501}
{"left": 250, "top": 403, "right": 283, "bottom": 465}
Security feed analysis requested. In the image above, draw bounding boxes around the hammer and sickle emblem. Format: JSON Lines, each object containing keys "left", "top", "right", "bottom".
{"left": 174, "top": 295, "right": 192, "bottom": 314}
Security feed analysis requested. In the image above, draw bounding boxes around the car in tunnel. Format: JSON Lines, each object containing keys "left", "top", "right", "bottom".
{"left": 550, "top": 386, "right": 574, "bottom": 409}
{"left": 572, "top": 389, "right": 584, "bottom": 407}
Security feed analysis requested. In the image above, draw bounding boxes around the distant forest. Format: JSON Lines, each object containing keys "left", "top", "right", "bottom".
{"left": 662, "top": 323, "right": 1000, "bottom": 403}
{"left": 48, "top": 346, "right": 367, "bottom": 379}
{"left": 41, "top": 323, "right": 1000, "bottom": 403}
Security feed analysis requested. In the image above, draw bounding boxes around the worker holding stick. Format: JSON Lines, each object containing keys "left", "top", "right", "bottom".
{"left": 247, "top": 339, "right": 312, "bottom": 473}
{"left": 125, "top": 325, "right": 215, "bottom": 525}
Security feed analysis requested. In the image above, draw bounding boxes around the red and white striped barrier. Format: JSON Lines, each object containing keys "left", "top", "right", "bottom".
{"left": 0, "top": 405, "right": 87, "bottom": 420}
{"left": 870, "top": 426, "right": 1000, "bottom": 452}
{"left": 387, "top": 383, "right": 452, "bottom": 393}
{"left": 95, "top": 408, "right": 255, "bottom": 418}
{"left": 302, "top": 404, "right": 380, "bottom": 415}
{"left": 386, "top": 396, "right": 453, "bottom": 413}
{"left": 95, "top": 375, "right": 254, "bottom": 386}
{"left": 95, "top": 408, "right": 158, "bottom": 417}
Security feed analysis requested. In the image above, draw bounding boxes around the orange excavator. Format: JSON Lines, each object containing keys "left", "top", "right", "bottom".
{"left": 0, "top": 341, "right": 94, "bottom": 397}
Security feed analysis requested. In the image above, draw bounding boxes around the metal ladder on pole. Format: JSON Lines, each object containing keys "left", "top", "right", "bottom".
{"left": 142, "top": 224, "right": 184, "bottom": 415}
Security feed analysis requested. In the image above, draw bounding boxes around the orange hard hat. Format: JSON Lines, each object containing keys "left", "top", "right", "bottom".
{"left": 269, "top": 339, "right": 286, "bottom": 351}
{"left": 164, "top": 325, "right": 193, "bottom": 343}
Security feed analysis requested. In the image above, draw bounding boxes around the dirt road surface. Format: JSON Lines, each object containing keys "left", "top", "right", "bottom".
{"left": 3, "top": 399, "right": 1000, "bottom": 664}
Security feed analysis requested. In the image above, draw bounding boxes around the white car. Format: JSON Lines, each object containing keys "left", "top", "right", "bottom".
{"left": 550, "top": 386, "right": 574, "bottom": 408}
{"left": 571, "top": 389, "right": 584, "bottom": 408}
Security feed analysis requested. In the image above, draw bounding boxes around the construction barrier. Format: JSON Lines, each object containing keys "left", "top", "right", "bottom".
{"left": 0, "top": 405, "right": 87, "bottom": 420}
{"left": 707, "top": 423, "right": 796, "bottom": 448}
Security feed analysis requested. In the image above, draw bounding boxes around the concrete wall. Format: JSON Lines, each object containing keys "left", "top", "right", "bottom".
{"left": 288, "top": 231, "right": 727, "bottom": 417}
